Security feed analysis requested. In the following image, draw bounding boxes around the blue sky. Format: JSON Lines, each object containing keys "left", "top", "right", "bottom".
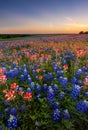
{"left": 0, "top": 0, "right": 88, "bottom": 34}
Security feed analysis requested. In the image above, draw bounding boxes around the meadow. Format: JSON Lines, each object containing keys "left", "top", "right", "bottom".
{"left": 0, "top": 34, "right": 88, "bottom": 130}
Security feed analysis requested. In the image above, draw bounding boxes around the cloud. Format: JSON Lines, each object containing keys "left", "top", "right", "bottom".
{"left": 64, "top": 16, "right": 88, "bottom": 32}
{"left": 65, "top": 17, "right": 73, "bottom": 22}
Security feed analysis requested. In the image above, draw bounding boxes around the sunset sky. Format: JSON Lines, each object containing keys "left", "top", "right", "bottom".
{"left": 0, "top": 0, "right": 88, "bottom": 34}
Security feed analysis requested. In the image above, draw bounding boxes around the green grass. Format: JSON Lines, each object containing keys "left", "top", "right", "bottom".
{"left": 0, "top": 35, "right": 40, "bottom": 41}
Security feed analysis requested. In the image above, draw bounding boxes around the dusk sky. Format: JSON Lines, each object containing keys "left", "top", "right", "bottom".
{"left": 0, "top": 0, "right": 88, "bottom": 34}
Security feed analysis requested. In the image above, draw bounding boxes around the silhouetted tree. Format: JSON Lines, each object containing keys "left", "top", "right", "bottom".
{"left": 79, "top": 31, "right": 84, "bottom": 34}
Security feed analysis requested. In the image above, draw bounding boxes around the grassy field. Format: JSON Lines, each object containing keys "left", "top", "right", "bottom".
{"left": 0, "top": 34, "right": 88, "bottom": 130}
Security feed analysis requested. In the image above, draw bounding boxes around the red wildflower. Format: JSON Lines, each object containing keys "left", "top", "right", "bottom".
{"left": 39, "top": 75, "right": 43, "bottom": 80}
{"left": 84, "top": 77, "right": 88, "bottom": 86}
{"left": 63, "top": 64, "right": 68, "bottom": 71}
{"left": 5, "top": 90, "right": 16, "bottom": 101}
{"left": 10, "top": 83, "right": 18, "bottom": 90}
{"left": 0, "top": 75, "right": 7, "bottom": 84}
{"left": 23, "top": 92, "right": 32, "bottom": 101}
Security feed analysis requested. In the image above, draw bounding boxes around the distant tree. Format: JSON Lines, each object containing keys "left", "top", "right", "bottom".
{"left": 84, "top": 31, "right": 88, "bottom": 34}
{"left": 79, "top": 31, "right": 84, "bottom": 34}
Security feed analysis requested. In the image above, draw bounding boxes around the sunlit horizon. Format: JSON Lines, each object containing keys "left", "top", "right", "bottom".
{"left": 0, "top": 0, "right": 88, "bottom": 34}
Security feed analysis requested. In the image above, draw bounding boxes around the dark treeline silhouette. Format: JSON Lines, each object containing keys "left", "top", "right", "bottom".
{"left": 79, "top": 31, "right": 88, "bottom": 34}
{"left": 0, "top": 34, "right": 34, "bottom": 39}
{"left": 0, "top": 34, "right": 77, "bottom": 39}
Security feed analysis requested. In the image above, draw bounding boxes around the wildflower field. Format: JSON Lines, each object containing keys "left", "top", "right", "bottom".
{"left": 0, "top": 34, "right": 88, "bottom": 130}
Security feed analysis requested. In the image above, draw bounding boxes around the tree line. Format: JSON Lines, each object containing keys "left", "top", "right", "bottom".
{"left": 0, "top": 34, "right": 34, "bottom": 39}
{"left": 79, "top": 31, "right": 88, "bottom": 34}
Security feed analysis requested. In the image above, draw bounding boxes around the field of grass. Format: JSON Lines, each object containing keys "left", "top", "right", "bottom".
{"left": 0, "top": 34, "right": 88, "bottom": 130}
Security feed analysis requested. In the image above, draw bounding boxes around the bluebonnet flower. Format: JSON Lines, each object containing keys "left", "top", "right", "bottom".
{"left": 58, "top": 77, "right": 68, "bottom": 88}
{"left": 27, "top": 88, "right": 32, "bottom": 92}
{"left": 23, "top": 64, "right": 28, "bottom": 70}
{"left": 63, "top": 59, "right": 67, "bottom": 64}
{"left": 36, "top": 84, "right": 41, "bottom": 93}
{"left": 27, "top": 77, "right": 32, "bottom": 83}
{"left": 51, "top": 84, "right": 58, "bottom": 93}
{"left": 51, "top": 102, "right": 60, "bottom": 109}
{"left": 71, "top": 77, "right": 77, "bottom": 85}
{"left": 51, "top": 62, "right": 56, "bottom": 67}
{"left": 53, "top": 65, "right": 58, "bottom": 72}
{"left": 1, "top": 62, "right": 5, "bottom": 67}
{"left": 20, "top": 104, "right": 26, "bottom": 112}
{"left": 52, "top": 109, "right": 61, "bottom": 122}
{"left": 19, "top": 67, "right": 23, "bottom": 74}
{"left": 43, "top": 84, "right": 48, "bottom": 92}
{"left": 20, "top": 75, "right": 25, "bottom": 81}
{"left": 3, "top": 67, "right": 6, "bottom": 74}
{"left": 56, "top": 70, "right": 64, "bottom": 77}
{"left": 76, "top": 100, "right": 88, "bottom": 112}
{"left": 81, "top": 66, "right": 87, "bottom": 72}
{"left": 8, "top": 69, "right": 14, "bottom": 79}
{"left": 17, "top": 87, "right": 23, "bottom": 91}
{"left": 12, "top": 62, "right": 16, "bottom": 68}
{"left": 59, "top": 91, "right": 65, "bottom": 99}
{"left": 7, "top": 114, "right": 18, "bottom": 129}
{"left": 36, "top": 94, "right": 41, "bottom": 99}
{"left": 13, "top": 68, "right": 19, "bottom": 77}
{"left": 71, "top": 85, "right": 81, "bottom": 100}
{"left": 47, "top": 86, "right": 55, "bottom": 104}
{"left": 49, "top": 73, "right": 53, "bottom": 81}
{"left": 76, "top": 80, "right": 83, "bottom": 86}
{"left": 30, "top": 82, "right": 35, "bottom": 90}
{"left": 62, "top": 109, "right": 70, "bottom": 120}
{"left": 61, "top": 77, "right": 68, "bottom": 88}
{"left": 23, "top": 69, "right": 28, "bottom": 78}
{"left": 32, "top": 69, "right": 36, "bottom": 75}
{"left": 0, "top": 126, "right": 2, "bottom": 130}
{"left": 0, "top": 113, "right": 2, "bottom": 120}
{"left": 84, "top": 92, "right": 88, "bottom": 98}
{"left": 44, "top": 73, "right": 49, "bottom": 82}
{"left": 4, "top": 100, "right": 9, "bottom": 107}
{"left": 35, "top": 76, "right": 38, "bottom": 81}
{"left": 58, "top": 67, "right": 63, "bottom": 71}
{"left": 10, "top": 108, "right": 17, "bottom": 115}
{"left": 75, "top": 69, "right": 82, "bottom": 78}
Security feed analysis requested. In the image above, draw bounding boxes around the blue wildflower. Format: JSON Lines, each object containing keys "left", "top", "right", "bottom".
{"left": 75, "top": 69, "right": 82, "bottom": 78}
{"left": 71, "top": 77, "right": 77, "bottom": 85}
{"left": 4, "top": 100, "right": 9, "bottom": 107}
{"left": 49, "top": 73, "right": 53, "bottom": 81}
{"left": 20, "top": 75, "right": 25, "bottom": 81}
{"left": 43, "top": 84, "right": 48, "bottom": 92}
{"left": 62, "top": 109, "right": 70, "bottom": 120}
{"left": 52, "top": 109, "right": 61, "bottom": 122}
{"left": 59, "top": 91, "right": 65, "bottom": 99}
{"left": 20, "top": 104, "right": 26, "bottom": 112}
{"left": 27, "top": 77, "right": 32, "bottom": 83}
{"left": 36, "top": 94, "right": 41, "bottom": 99}
{"left": 47, "top": 86, "right": 55, "bottom": 104}
{"left": 76, "top": 100, "right": 88, "bottom": 112}
{"left": 7, "top": 114, "right": 18, "bottom": 129}
{"left": 51, "top": 102, "right": 60, "bottom": 109}
{"left": 30, "top": 82, "right": 35, "bottom": 90}
{"left": 10, "top": 108, "right": 17, "bottom": 115}
{"left": 58, "top": 77, "right": 68, "bottom": 88}
{"left": 71, "top": 85, "right": 81, "bottom": 100}
{"left": 27, "top": 88, "right": 32, "bottom": 92}
{"left": 56, "top": 70, "right": 64, "bottom": 77}
{"left": 84, "top": 92, "right": 88, "bottom": 98}
{"left": 76, "top": 80, "right": 83, "bottom": 86}
{"left": 36, "top": 83, "right": 41, "bottom": 93}
{"left": 51, "top": 84, "right": 58, "bottom": 93}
